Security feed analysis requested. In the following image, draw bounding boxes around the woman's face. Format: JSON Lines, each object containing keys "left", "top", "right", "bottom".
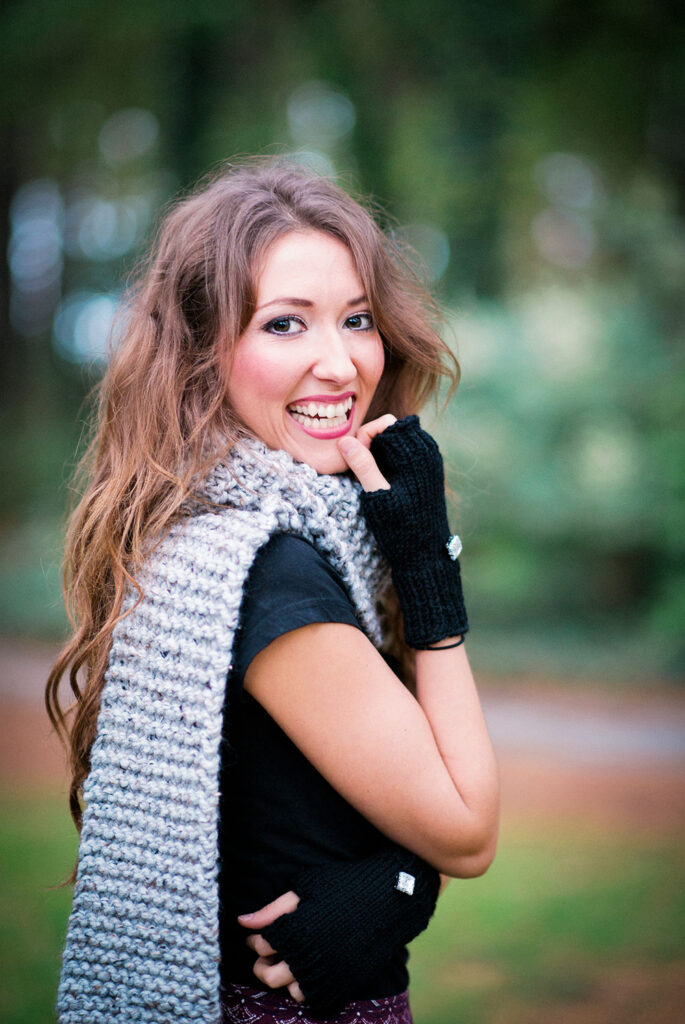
{"left": 227, "top": 230, "right": 385, "bottom": 474}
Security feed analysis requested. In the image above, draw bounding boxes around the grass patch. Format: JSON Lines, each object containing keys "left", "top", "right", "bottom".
{"left": 1, "top": 795, "right": 682, "bottom": 1023}
{"left": 0, "top": 793, "right": 77, "bottom": 1024}
{"left": 408, "top": 826, "right": 683, "bottom": 1022}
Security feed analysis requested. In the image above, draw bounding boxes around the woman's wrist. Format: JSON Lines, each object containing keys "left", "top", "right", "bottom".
{"left": 387, "top": 557, "right": 469, "bottom": 649}
{"left": 422, "top": 636, "right": 465, "bottom": 650}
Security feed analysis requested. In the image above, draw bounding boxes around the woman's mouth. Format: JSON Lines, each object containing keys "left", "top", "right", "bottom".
{"left": 287, "top": 395, "right": 355, "bottom": 438}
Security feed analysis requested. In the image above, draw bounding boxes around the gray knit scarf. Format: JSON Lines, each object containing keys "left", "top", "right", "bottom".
{"left": 57, "top": 439, "right": 387, "bottom": 1023}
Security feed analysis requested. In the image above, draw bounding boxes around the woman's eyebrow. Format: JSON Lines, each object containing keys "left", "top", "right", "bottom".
{"left": 256, "top": 294, "right": 368, "bottom": 312}
{"left": 257, "top": 297, "right": 313, "bottom": 311}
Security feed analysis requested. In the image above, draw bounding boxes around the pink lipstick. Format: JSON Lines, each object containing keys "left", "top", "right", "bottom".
{"left": 287, "top": 392, "right": 356, "bottom": 439}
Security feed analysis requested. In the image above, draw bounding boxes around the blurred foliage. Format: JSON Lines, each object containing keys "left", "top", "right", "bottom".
{"left": 0, "top": 0, "right": 683, "bottom": 677}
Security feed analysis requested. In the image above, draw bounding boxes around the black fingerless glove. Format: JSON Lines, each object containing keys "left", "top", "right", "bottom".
{"left": 261, "top": 846, "right": 440, "bottom": 1015}
{"left": 360, "top": 415, "right": 469, "bottom": 649}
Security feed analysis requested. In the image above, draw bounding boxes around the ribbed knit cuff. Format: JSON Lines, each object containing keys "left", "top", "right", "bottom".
{"left": 392, "top": 559, "right": 470, "bottom": 649}
{"left": 261, "top": 848, "right": 440, "bottom": 1014}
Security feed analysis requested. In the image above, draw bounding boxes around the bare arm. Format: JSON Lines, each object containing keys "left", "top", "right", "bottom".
{"left": 245, "top": 618, "right": 498, "bottom": 878}
{"left": 245, "top": 415, "right": 498, "bottom": 878}
{"left": 238, "top": 416, "right": 496, "bottom": 1001}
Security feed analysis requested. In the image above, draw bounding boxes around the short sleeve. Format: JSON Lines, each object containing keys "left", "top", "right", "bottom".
{"left": 231, "top": 533, "right": 362, "bottom": 689}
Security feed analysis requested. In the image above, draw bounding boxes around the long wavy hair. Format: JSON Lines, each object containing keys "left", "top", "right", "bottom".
{"left": 46, "top": 158, "right": 459, "bottom": 834}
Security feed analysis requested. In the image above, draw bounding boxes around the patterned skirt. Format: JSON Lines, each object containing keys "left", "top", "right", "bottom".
{"left": 221, "top": 982, "right": 413, "bottom": 1024}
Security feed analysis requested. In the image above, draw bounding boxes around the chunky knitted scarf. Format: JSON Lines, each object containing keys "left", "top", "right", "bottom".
{"left": 58, "top": 440, "right": 387, "bottom": 1024}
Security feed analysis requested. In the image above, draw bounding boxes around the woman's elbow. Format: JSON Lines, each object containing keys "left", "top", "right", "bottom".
{"left": 449, "top": 835, "right": 498, "bottom": 878}
{"left": 434, "top": 818, "right": 499, "bottom": 878}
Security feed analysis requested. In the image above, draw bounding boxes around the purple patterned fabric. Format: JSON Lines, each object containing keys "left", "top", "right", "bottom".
{"left": 221, "top": 982, "right": 413, "bottom": 1024}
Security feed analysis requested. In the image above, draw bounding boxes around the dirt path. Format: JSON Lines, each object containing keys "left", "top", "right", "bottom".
{"left": 1, "top": 637, "right": 684, "bottom": 836}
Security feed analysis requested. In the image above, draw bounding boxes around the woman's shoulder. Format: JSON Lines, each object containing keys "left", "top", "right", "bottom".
{"left": 243, "top": 532, "right": 358, "bottom": 622}
{"left": 250, "top": 532, "right": 345, "bottom": 586}
{"left": 232, "top": 533, "right": 361, "bottom": 687}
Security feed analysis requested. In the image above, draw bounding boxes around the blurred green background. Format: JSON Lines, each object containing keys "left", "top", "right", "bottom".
{"left": 1, "top": 2, "right": 684, "bottom": 1023}
{"left": 1, "top": 0, "right": 683, "bottom": 678}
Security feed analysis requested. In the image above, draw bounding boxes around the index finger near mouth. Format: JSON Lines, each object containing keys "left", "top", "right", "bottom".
{"left": 355, "top": 414, "right": 397, "bottom": 448}
{"left": 337, "top": 436, "right": 390, "bottom": 491}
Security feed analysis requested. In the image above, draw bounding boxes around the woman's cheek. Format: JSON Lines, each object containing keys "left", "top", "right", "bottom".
{"left": 229, "top": 342, "right": 295, "bottom": 408}
{"left": 365, "top": 336, "right": 387, "bottom": 403}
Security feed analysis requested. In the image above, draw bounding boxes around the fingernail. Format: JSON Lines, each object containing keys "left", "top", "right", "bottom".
{"left": 237, "top": 912, "right": 254, "bottom": 921}
{"left": 338, "top": 437, "right": 355, "bottom": 455}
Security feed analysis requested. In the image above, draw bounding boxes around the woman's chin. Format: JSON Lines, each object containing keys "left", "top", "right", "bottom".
{"left": 295, "top": 445, "right": 349, "bottom": 475}
{"left": 278, "top": 422, "right": 353, "bottom": 475}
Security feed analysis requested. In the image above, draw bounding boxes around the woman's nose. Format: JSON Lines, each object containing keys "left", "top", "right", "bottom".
{"left": 311, "top": 330, "right": 356, "bottom": 383}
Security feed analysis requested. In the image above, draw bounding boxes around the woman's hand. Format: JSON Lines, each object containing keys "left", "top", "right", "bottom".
{"left": 238, "top": 891, "right": 306, "bottom": 1003}
{"left": 238, "top": 850, "right": 440, "bottom": 1016}
{"left": 337, "top": 413, "right": 396, "bottom": 491}
{"left": 343, "top": 414, "right": 469, "bottom": 649}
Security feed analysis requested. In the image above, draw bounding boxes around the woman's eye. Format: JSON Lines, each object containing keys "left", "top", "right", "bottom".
{"left": 264, "top": 316, "right": 305, "bottom": 336}
{"left": 345, "top": 312, "right": 374, "bottom": 331}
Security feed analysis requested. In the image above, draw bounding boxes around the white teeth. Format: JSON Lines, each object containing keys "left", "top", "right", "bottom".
{"left": 289, "top": 396, "right": 354, "bottom": 419}
{"left": 291, "top": 412, "right": 348, "bottom": 429}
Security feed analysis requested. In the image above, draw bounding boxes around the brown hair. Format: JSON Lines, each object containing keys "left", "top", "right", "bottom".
{"left": 46, "top": 157, "right": 459, "bottom": 834}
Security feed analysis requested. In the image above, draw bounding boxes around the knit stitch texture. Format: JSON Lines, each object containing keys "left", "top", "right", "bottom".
{"left": 262, "top": 846, "right": 440, "bottom": 1014}
{"left": 57, "top": 440, "right": 387, "bottom": 1023}
{"left": 360, "top": 416, "right": 469, "bottom": 647}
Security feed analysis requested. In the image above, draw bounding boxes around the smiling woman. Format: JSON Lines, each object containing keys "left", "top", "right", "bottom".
{"left": 228, "top": 231, "right": 385, "bottom": 473}
{"left": 46, "top": 159, "right": 498, "bottom": 1024}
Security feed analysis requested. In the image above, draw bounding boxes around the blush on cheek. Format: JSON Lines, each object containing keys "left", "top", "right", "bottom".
{"left": 229, "top": 348, "right": 288, "bottom": 404}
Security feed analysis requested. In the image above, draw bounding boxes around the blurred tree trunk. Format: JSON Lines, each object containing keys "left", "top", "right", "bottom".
{"left": 0, "top": 125, "right": 19, "bottom": 408}
{"left": 164, "top": 26, "right": 224, "bottom": 189}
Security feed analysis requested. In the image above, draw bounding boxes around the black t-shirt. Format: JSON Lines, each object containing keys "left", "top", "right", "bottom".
{"left": 218, "top": 533, "right": 409, "bottom": 997}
